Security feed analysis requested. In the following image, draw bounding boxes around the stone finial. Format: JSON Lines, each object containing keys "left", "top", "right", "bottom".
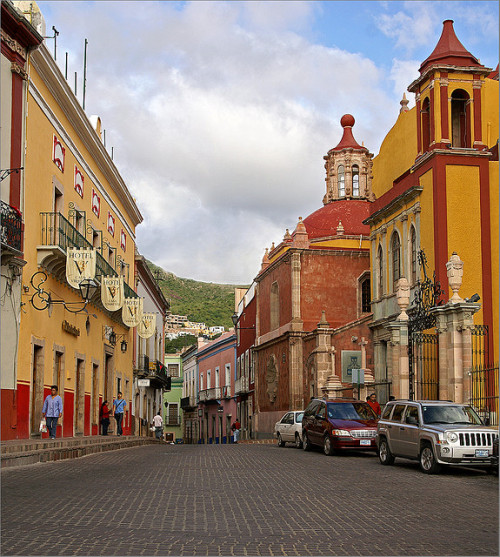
{"left": 261, "top": 248, "right": 270, "bottom": 271}
{"left": 270, "top": 242, "right": 275, "bottom": 251}
{"left": 318, "top": 310, "right": 329, "bottom": 328}
{"left": 292, "top": 217, "right": 309, "bottom": 249}
{"left": 336, "top": 220, "right": 344, "bottom": 235}
{"left": 396, "top": 277, "right": 410, "bottom": 321}
{"left": 400, "top": 92, "right": 409, "bottom": 114}
{"left": 446, "top": 251, "right": 464, "bottom": 303}
{"left": 283, "top": 229, "right": 292, "bottom": 242}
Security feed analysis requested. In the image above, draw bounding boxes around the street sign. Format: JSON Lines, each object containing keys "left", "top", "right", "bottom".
{"left": 351, "top": 369, "right": 365, "bottom": 384}
{"left": 138, "top": 379, "right": 150, "bottom": 387}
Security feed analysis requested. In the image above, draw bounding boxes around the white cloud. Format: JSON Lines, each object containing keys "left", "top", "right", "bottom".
{"left": 389, "top": 58, "right": 420, "bottom": 104}
{"left": 36, "top": 1, "right": 429, "bottom": 282}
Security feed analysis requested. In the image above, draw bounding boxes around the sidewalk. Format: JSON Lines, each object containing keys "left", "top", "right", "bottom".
{"left": 1, "top": 435, "right": 157, "bottom": 469}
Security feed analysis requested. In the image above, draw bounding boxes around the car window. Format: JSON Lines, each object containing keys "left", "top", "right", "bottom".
{"left": 304, "top": 400, "right": 320, "bottom": 416}
{"left": 284, "top": 413, "right": 294, "bottom": 424}
{"left": 281, "top": 413, "right": 290, "bottom": 424}
{"left": 327, "top": 402, "right": 377, "bottom": 420}
{"left": 404, "top": 406, "right": 419, "bottom": 424}
{"left": 391, "top": 404, "right": 406, "bottom": 422}
{"left": 422, "top": 405, "right": 482, "bottom": 425}
{"left": 295, "top": 412, "right": 304, "bottom": 423}
{"left": 317, "top": 403, "right": 326, "bottom": 418}
{"left": 381, "top": 404, "right": 393, "bottom": 419}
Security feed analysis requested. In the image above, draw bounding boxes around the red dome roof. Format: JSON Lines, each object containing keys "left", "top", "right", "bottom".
{"left": 331, "top": 114, "right": 366, "bottom": 152}
{"left": 302, "top": 199, "right": 370, "bottom": 240}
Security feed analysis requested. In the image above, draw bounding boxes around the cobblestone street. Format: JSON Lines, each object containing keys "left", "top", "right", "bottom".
{"left": 1, "top": 443, "right": 498, "bottom": 556}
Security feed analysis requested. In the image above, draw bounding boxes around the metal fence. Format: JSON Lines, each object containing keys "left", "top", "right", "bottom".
{"left": 1, "top": 200, "right": 23, "bottom": 252}
{"left": 469, "top": 364, "right": 499, "bottom": 425}
{"left": 412, "top": 332, "right": 439, "bottom": 400}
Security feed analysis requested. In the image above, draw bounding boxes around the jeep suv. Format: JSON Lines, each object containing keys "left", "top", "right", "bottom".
{"left": 377, "top": 400, "right": 499, "bottom": 474}
{"left": 302, "top": 398, "right": 378, "bottom": 455}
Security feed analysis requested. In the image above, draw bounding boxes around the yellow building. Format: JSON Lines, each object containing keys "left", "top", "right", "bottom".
{"left": 365, "top": 20, "right": 498, "bottom": 416}
{"left": 3, "top": 3, "right": 143, "bottom": 439}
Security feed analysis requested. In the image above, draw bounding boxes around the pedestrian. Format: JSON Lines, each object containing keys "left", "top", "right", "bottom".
{"left": 366, "top": 392, "right": 381, "bottom": 417}
{"left": 100, "top": 400, "right": 110, "bottom": 436}
{"left": 112, "top": 392, "right": 126, "bottom": 436}
{"left": 231, "top": 419, "right": 241, "bottom": 443}
{"left": 152, "top": 411, "right": 163, "bottom": 441}
{"left": 42, "top": 385, "right": 63, "bottom": 439}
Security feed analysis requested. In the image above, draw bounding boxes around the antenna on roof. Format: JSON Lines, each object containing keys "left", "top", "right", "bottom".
{"left": 64, "top": 52, "right": 68, "bottom": 80}
{"left": 43, "top": 26, "right": 59, "bottom": 60}
{"left": 82, "top": 39, "right": 88, "bottom": 110}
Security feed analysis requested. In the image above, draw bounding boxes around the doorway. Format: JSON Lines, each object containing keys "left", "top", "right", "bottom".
{"left": 31, "top": 344, "right": 44, "bottom": 437}
{"left": 75, "top": 358, "right": 85, "bottom": 435}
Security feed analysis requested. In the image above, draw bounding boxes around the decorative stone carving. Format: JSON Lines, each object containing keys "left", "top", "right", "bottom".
{"left": 446, "top": 252, "right": 464, "bottom": 303}
{"left": 266, "top": 355, "right": 279, "bottom": 403}
{"left": 396, "top": 277, "right": 410, "bottom": 321}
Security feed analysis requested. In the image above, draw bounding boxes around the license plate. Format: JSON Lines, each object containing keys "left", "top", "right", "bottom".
{"left": 360, "top": 439, "right": 371, "bottom": 446}
{"left": 475, "top": 449, "right": 489, "bottom": 457}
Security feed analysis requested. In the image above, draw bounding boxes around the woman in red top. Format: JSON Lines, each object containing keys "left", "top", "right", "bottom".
{"left": 366, "top": 393, "right": 381, "bottom": 417}
{"left": 100, "top": 400, "right": 110, "bottom": 435}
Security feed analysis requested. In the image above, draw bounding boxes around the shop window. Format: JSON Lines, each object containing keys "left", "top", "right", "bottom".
{"left": 352, "top": 165, "right": 359, "bottom": 197}
{"left": 337, "top": 165, "right": 345, "bottom": 197}
{"left": 451, "top": 89, "right": 470, "bottom": 148}
{"left": 391, "top": 232, "right": 401, "bottom": 291}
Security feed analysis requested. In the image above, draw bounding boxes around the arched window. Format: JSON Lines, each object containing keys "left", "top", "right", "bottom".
{"left": 337, "top": 165, "right": 345, "bottom": 197}
{"left": 377, "top": 245, "right": 383, "bottom": 297}
{"left": 270, "top": 281, "right": 279, "bottom": 330}
{"left": 421, "top": 97, "right": 431, "bottom": 152}
{"left": 361, "top": 277, "right": 371, "bottom": 312}
{"left": 410, "top": 226, "right": 417, "bottom": 284}
{"left": 391, "top": 232, "right": 401, "bottom": 290}
{"left": 451, "top": 89, "right": 470, "bottom": 148}
{"left": 352, "top": 165, "right": 359, "bottom": 196}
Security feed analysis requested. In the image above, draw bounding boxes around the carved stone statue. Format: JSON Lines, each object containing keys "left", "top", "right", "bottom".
{"left": 446, "top": 252, "right": 464, "bottom": 303}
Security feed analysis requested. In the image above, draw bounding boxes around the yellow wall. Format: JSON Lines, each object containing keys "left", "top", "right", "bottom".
{"left": 417, "top": 168, "right": 434, "bottom": 272}
{"left": 19, "top": 50, "right": 138, "bottom": 420}
{"left": 371, "top": 108, "right": 417, "bottom": 199}
{"left": 483, "top": 78, "right": 499, "bottom": 147}
{"left": 489, "top": 161, "right": 499, "bottom": 361}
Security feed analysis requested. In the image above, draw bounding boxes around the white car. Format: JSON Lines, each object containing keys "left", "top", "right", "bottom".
{"left": 274, "top": 411, "right": 304, "bottom": 448}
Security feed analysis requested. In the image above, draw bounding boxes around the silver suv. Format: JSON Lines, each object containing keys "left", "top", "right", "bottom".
{"left": 376, "top": 400, "right": 498, "bottom": 474}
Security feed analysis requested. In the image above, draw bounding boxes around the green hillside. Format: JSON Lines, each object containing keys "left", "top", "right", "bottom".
{"left": 146, "top": 261, "right": 248, "bottom": 330}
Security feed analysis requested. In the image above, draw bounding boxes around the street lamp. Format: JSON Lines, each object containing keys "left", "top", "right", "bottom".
{"left": 231, "top": 312, "right": 255, "bottom": 330}
{"left": 29, "top": 271, "right": 98, "bottom": 314}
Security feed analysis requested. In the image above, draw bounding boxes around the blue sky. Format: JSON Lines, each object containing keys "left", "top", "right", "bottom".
{"left": 36, "top": 1, "right": 499, "bottom": 283}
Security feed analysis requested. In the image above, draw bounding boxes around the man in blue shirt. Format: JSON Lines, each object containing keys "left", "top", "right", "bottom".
{"left": 42, "top": 385, "right": 63, "bottom": 439}
{"left": 113, "top": 392, "right": 126, "bottom": 436}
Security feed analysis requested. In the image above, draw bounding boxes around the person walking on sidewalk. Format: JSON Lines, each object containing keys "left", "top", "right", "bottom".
{"left": 100, "top": 400, "right": 110, "bottom": 436}
{"left": 231, "top": 419, "right": 241, "bottom": 443}
{"left": 42, "top": 385, "right": 63, "bottom": 439}
{"left": 113, "top": 392, "right": 126, "bottom": 436}
{"left": 152, "top": 411, "right": 163, "bottom": 441}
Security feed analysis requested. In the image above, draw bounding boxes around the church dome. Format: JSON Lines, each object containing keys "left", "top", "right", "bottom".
{"left": 302, "top": 199, "right": 370, "bottom": 240}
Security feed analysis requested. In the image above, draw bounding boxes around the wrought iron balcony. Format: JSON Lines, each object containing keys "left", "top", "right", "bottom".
{"left": 1, "top": 199, "right": 23, "bottom": 254}
{"left": 180, "top": 395, "right": 197, "bottom": 410}
{"left": 37, "top": 212, "right": 137, "bottom": 302}
{"left": 199, "top": 387, "right": 221, "bottom": 402}
{"left": 234, "top": 375, "right": 249, "bottom": 395}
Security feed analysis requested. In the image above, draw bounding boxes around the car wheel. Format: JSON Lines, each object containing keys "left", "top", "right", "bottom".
{"left": 277, "top": 433, "right": 285, "bottom": 447}
{"left": 378, "top": 438, "right": 395, "bottom": 465}
{"left": 295, "top": 433, "right": 302, "bottom": 449}
{"left": 302, "top": 432, "right": 311, "bottom": 451}
{"left": 323, "top": 434, "right": 334, "bottom": 456}
{"left": 419, "top": 443, "right": 441, "bottom": 474}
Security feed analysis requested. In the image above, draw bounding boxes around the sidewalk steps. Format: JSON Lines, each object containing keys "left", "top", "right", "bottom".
{"left": 1, "top": 436, "right": 157, "bottom": 469}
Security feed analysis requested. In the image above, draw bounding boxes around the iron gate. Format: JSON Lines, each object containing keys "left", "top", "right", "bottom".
{"left": 407, "top": 250, "right": 443, "bottom": 401}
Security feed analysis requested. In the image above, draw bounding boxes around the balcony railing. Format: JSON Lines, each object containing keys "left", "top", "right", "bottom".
{"left": 199, "top": 387, "right": 221, "bottom": 402}
{"left": 235, "top": 375, "right": 249, "bottom": 395}
{"left": 39, "top": 212, "right": 137, "bottom": 297}
{"left": 1, "top": 200, "right": 23, "bottom": 252}
{"left": 181, "top": 396, "right": 197, "bottom": 409}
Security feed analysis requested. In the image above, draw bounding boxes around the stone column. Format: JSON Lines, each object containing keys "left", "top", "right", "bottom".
{"left": 314, "top": 311, "right": 334, "bottom": 396}
{"left": 431, "top": 303, "right": 480, "bottom": 403}
{"left": 289, "top": 333, "right": 304, "bottom": 409}
{"left": 358, "top": 337, "right": 374, "bottom": 401}
{"left": 386, "top": 322, "right": 409, "bottom": 400}
{"left": 290, "top": 252, "right": 303, "bottom": 332}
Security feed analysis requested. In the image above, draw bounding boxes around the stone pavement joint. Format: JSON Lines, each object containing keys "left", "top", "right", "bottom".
{"left": 1, "top": 443, "right": 498, "bottom": 556}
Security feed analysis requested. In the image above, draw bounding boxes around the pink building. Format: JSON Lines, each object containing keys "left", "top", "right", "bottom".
{"left": 197, "top": 332, "right": 237, "bottom": 443}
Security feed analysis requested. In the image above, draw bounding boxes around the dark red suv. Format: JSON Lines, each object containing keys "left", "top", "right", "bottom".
{"left": 302, "top": 398, "right": 378, "bottom": 455}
